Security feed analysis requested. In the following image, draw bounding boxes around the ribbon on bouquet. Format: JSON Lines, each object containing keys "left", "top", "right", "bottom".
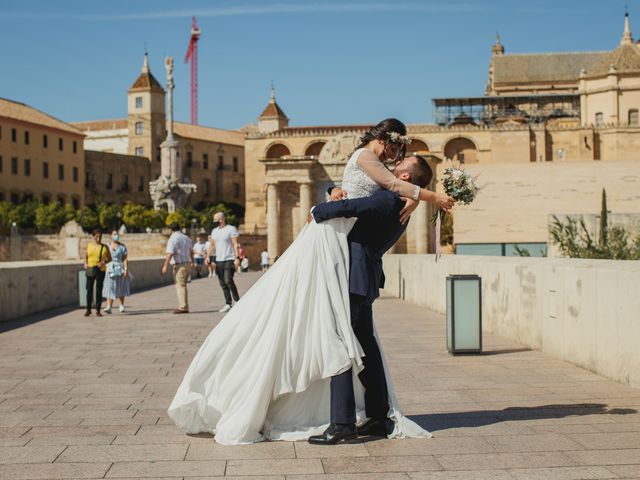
{"left": 435, "top": 211, "right": 442, "bottom": 263}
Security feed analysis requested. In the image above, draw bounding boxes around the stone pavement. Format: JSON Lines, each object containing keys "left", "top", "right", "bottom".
{"left": 2, "top": 271, "right": 640, "bottom": 480}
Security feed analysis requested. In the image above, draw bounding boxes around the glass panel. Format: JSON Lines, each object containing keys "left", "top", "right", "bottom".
{"left": 453, "top": 278, "right": 480, "bottom": 350}
{"left": 456, "top": 243, "right": 502, "bottom": 256}
{"left": 505, "top": 243, "right": 548, "bottom": 257}
{"left": 446, "top": 277, "right": 453, "bottom": 351}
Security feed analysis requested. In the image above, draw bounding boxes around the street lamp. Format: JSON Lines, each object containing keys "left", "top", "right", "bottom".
{"left": 446, "top": 274, "right": 482, "bottom": 354}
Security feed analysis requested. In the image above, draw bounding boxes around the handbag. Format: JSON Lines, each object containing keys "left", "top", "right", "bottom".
{"left": 86, "top": 245, "right": 104, "bottom": 278}
{"left": 110, "top": 263, "right": 124, "bottom": 278}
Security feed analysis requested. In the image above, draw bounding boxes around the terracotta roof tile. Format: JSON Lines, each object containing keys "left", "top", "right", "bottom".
{"left": 494, "top": 51, "right": 608, "bottom": 84}
{"left": 259, "top": 100, "right": 288, "bottom": 119}
{"left": 590, "top": 44, "right": 640, "bottom": 74}
{"left": 129, "top": 72, "right": 164, "bottom": 92}
{"left": 0, "top": 97, "right": 84, "bottom": 136}
{"left": 73, "top": 118, "right": 128, "bottom": 131}
{"left": 173, "top": 122, "right": 244, "bottom": 146}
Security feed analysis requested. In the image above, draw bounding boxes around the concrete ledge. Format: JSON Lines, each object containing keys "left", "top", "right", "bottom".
{"left": 0, "top": 257, "right": 173, "bottom": 323}
{"left": 383, "top": 254, "right": 640, "bottom": 388}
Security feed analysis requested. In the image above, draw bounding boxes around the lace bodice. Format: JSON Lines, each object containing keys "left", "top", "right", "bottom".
{"left": 341, "top": 149, "right": 384, "bottom": 199}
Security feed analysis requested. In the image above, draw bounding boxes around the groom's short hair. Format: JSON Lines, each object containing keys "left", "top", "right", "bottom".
{"left": 405, "top": 155, "right": 433, "bottom": 188}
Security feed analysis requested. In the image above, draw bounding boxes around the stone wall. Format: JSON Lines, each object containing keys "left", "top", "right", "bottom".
{"left": 0, "top": 257, "right": 173, "bottom": 323}
{"left": 382, "top": 254, "right": 640, "bottom": 388}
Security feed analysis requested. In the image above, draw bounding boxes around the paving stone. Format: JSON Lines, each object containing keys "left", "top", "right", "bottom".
{"left": 0, "top": 445, "right": 65, "bottom": 464}
{"left": 434, "top": 452, "right": 577, "bottom": 470}
{"left": 481, "top": 433, "right": 585, "bottom": 452}
{"left": 322, "top": 455, "right": 442, "bottom": 474}
{"left": 57, "top": 443, "right": 187, "bottom": 463}
{"left": 407, "top": 471, "right": 513, "bottom": 480}
{"left": 508, "top": 466, "right": 617, "bottom": 479}
{"left": 226, "top": 458, "right": 324, "bottom": 476}
{"left": 0, "top": 462, "right": 111, "bottom": 479}
{"left": 294, "top": 441, "right": 369, "bottom": 458}
{"left": 565, "top": 449, "right": 640, "bottom": 466}
{"left": 186, "top": 440, "right": 295, "bottom": 460}
{"left": 106, "top": 460, "right": 225, "bottom": 477}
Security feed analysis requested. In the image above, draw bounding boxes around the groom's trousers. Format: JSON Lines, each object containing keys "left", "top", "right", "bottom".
{"left": 330, "top": 293, "right": 390, "bottom": 424}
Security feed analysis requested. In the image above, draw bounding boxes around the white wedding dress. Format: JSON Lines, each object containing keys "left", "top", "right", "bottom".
{"left": 168, "top": 149, "right": 431, "bottom": 444}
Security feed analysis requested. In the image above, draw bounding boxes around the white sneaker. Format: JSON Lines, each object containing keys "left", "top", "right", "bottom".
{"left": 103, "top": 307, "right": 112, "bottom": 314}
{"left": 218, "top": 304, "right": 232, "bottom": 313}
{"left": 119, "top": 305, "right": 125, "bottom": 313}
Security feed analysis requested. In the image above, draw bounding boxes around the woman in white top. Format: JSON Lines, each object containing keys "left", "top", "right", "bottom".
{"left": 168, "top": 119, "right": 454, "bottom": 444}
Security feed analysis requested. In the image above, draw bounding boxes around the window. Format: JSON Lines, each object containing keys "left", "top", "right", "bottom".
{"left": 233, "top": 157, "right": 239, "bottom": 172}
{"left": 186, "top": 151, "right": 193, "bottom": 167}
{"left": 138, "top": 176, "right": 144, "bottom": 192}
{"left": 203, "top": 153, "right": 209, "bottom": 169}
{"left": 458, "top": 153, "right": 465, "bottom": 163}
{"left": 24, "top": 159, "right": 30, "bottom": 176}
{"left": 11, "top": 128, "right": 16, "bottom": 142}
{"left": 43, "top": 134, "right": 48, "bottom": 148}
{"left": 629, "top": 109, "right": 639, "bottom": 126}
{"left": 106, "top": 173, "right": 113, "bottom": 190}
{"left": 57, "top": 195, "right": 65, "bottom": 204}
{"left": 24, "top": 131, "right": 29, "bottom": 145}
{"left": 58, "top": 138, "right": 63, "bottom": 151}
{"left": 72, "top": 197, "right": 79, "bottom": 209}
{"left": 43, "top": 162, "right": 49, "bottom": 178}
{"left": 123, "top": 174, "right": 129, "bottom": 189}
{"left": 218, "top": 155, "right": 224, "bottom": 170}
{"left": 204, "top": 179, "right": 210, "bottom": 195}
{"left": 595, "top": 112, "right": 603, "bottom": 126}
{"left": 234, "top": 183, "right": 240, "bottom": 198}
{"left": 0, "top": 156, "right": 3, "bottom": 172}
{"left": 0, "top": 193, "right": 4, "bottom": 202}
{"left": 135, "top": 122, "right": 143, "bottom": 135}
{"left": 85, "top": 172, "right": 90, "bottom": 187}
{"left": 73, "top": 141, "right": 77, "bottom": 153}
{"left": 42, "top": 195, "right": 50, "bottom": 205}
{"left": 11, "top": 193, "right": 19, "bottom": 204}
{"left": 11, "top": 157, "right": 18, "bottom": 174}
{"left": 72, "top": 166, "right": 78, "bottom": 182}
{"left": 58, "top": 164, "right": 64, "bottom": 180}
{"left": 135, "top": 146, "right": 144, "bottom": 156}
{"left": 135, "top": 96, "right": 143, "bottom": 108}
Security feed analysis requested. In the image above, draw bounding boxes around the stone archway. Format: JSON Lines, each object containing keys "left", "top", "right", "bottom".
{"left": 304, "top": 141, "right": 326, "bottom": 157}
{"left": 407, "top": 139, "right": 430, "bottom": 155}
{"left": 443, "top": 137, "right": 478, "bottom": 164}
{"left": 265, "top": 143, "right": 291, "bottom": 159}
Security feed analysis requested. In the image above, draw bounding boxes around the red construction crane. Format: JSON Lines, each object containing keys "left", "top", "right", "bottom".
{"left": 184, "top": 16, "right": 201, "bottom": 125}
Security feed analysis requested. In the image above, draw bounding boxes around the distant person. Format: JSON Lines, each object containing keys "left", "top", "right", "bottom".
{"left": 240, "top": 256, "right": 249, "bottom": 273}
{"left": 84, "top": 229, "right": 111, "bottom": 317}
{"left": 206, "top": 212, "right": 240, "bottom": 313}
{"left": 192, "top": 234, "right": 208, "bottom": 278}
{"left": 103, "top": 229, "right": 131, "bottom": 314}
{"left": 260, "top": 249, "right": 270, "bottom": 272}
{"left": 205, "top": 236, "right": 215, "bottom": 278}
{"left": 237, "top": 244, "right": 246, "bottom": 273}
{"left": 162, "top": 223, "right": 193, "bottom": 314}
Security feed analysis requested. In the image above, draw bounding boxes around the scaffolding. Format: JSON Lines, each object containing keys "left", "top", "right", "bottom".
{"left": 432, "top": 94, "right": 580, "bottom": 126}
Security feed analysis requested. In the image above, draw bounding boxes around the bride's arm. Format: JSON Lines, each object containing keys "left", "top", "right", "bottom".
{"left": 356, "top": 151, "right": 453, "bottom": 207}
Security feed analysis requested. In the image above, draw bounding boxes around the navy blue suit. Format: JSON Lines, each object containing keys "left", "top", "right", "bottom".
{"left": 312, "top": 189, "right": 408, "bottom": 424}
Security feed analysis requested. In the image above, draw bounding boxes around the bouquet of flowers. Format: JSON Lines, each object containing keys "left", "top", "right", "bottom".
{"left": 431, "top": 165, "right": 479, "bottom": 223}
{"left": 432, "top": 165, "right": 479, "bottom": 259}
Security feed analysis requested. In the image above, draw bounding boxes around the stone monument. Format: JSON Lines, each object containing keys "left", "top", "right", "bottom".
{"left": 149, "top": 56, "right": 196, "bottom": 212}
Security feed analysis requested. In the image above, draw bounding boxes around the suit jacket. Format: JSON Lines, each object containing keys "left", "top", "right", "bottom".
{"left": 312, "top": 190, "right": 408, "bottom": 303}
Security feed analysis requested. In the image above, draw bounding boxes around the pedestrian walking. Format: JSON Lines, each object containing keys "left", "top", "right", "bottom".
{"left": 260, "top": 249, "right": 270, "bottom": 272}
{"left": 162, "top": 223, "right": 193, "bottom": 314}
{"left": 192, "top": 234, "right": 208, "bottom": 278}
{"left": 206, "top": 212, "right": 240, "bottom": 313}
{"left": 84, "top": 229, "right": 111, "bottom": 317}
{"left": 103, "top": 230, "right": 131, "bottom": 314}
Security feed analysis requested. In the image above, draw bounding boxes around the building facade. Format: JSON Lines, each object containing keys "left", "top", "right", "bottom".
{"left": 0, "top": 98, "right": 85, "bottom": 208}
{"left": 74, "top": 53, "right": 245, "bottom": 209}
{"left": 244, "top": 14, "right": 640, "bottom": 260}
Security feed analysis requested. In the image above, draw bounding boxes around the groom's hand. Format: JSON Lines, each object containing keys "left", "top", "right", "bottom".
{"left": 399, "top": 197, "right": 419, "bottom": 224}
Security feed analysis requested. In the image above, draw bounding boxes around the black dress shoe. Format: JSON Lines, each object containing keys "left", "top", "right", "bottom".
{"left": 308, "top": 423, "right": 357, "bottom": 445}
{"left": 357, "top": 418, "right": 394, "bottom": 437}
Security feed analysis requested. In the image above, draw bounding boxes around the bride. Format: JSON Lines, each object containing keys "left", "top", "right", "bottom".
{"left": 168, "top": 118, "right": 454, "bottom": 445}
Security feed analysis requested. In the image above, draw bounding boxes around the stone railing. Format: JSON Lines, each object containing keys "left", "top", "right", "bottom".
{"left": 382, "top": 254, "right": 640, "bottom": 388}
{"left": 0, "top": 257, "right": 172, "bottom": 323}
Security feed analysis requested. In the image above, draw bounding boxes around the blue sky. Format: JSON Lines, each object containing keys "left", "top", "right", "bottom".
{"left": 0, "top": 0, "right": 632, "bottom": 129}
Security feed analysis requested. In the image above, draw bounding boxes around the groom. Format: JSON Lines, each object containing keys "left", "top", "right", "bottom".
{"left": 308, "top": 155, "right": 434, "bottom": 445}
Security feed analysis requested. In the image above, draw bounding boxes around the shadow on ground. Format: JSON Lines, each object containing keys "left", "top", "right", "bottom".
{"left": 409, "top": 403, "right": 638, "bottom": 432}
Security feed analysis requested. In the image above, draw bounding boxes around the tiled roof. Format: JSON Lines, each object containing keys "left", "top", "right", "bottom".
{"left": 73, "top": 118, "right": 128, "bottom": 131}
{"left": 0, "top": 97, "right": 84, "bottom": 136}
{"left": 590, "top": 44, "right": 640, "bottom": 74}
{"left": 174, "top": 122, "right": 244, "bottom": 146}
{"left": 129, "top": 72, "right": 164, "bottom": 92}
{"left": 493, "top": 51, "right": 608, "bottom": 84}
{"left": 259, "top": 100, "right": 288, "bottom": 119}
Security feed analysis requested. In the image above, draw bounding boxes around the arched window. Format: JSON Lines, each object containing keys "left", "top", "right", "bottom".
{"left": 629, "top": 109, "right": 639, "bottom": 126}
{"left": 407, "top": 139, "right": 429, "bottom": 155}
{"left": 443, "top": 137, "right": 478, "bottom": 164}
{"left": 304, "top": 141, "right": 326, "bottom": 157}
{"left": 265, "top": 143, "right": 291, "bottom": 159}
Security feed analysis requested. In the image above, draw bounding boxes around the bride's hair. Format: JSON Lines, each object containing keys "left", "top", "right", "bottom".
{"left": 355, "top": 118, "right": 408, "bottom": 161}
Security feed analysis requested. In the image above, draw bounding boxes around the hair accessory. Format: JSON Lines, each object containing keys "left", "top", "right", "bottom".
{"left": 388, "top": 131, "right": 412, "bottom": 145}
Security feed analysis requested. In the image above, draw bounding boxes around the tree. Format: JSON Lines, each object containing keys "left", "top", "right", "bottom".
{"left": 0, "top": 201, "right": 14, "bottom": 233}
{"left": 9, "top": 200, "right": 38, "bottom": 230}
{"left": 97, "top": 203, "right": 122, "bottom": 231}
{"left": 122, "top": 203, "right": 147, "bottom": 232}
{"left": 35, "top": 203, "right": 68, "bottom": 233}
{"left": 76, "top": 206, "right": 100, "bottom": 232}
{"left": 599, "top": 188, "right": 608, "bottom": 247}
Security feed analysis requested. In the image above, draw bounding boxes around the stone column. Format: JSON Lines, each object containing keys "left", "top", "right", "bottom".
{"left": 267, "top": 183, "right": 279, "bottom": 263}
{"left": 414, "top": 201, "right": 429, "bottom": 254}
{"left": 298, "top": 182, "right": 312, "bottom": 233}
